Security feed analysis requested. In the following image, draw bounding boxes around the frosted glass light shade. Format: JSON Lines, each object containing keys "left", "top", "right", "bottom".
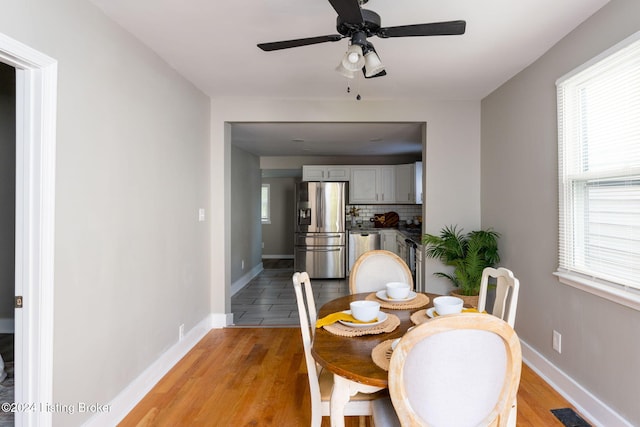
{"left": 341, "top": 45, "right": 365, "bottom": 70}
{"left": 336, "top": 61, "right": 357, "bottom": 79}
{"left": 364, "top": 51, "right": 384, "bottom": 77}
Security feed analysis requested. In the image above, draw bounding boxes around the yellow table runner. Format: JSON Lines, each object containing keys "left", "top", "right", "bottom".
{"left": 320, "top": 313, "right": 401, "bottom": 337}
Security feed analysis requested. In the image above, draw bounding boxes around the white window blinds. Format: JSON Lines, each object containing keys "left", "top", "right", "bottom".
{"left": 557, "top": 33, "right": 640, "bottom": 291}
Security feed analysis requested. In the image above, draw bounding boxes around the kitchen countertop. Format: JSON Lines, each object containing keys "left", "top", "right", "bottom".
{"left": 347, "top": 226, "right": 423, "bottom": 245}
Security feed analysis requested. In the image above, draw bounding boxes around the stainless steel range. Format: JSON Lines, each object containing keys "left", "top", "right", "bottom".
{"left": 294, "top": 182, "right": 346, "bottom": 278}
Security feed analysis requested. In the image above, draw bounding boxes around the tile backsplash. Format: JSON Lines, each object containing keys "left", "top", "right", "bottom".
{"left": 346, "top": 204, "right": 422, "bottom": 223}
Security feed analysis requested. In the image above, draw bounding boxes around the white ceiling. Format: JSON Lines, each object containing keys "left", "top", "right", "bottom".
{"left": 90, "top": 0, "right": 610, "bottom": 156}
{"left": 232, "top": 122, "right": 423, "bottom": 156}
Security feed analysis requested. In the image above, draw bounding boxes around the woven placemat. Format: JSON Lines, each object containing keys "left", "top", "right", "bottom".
{"left": 323, "top": 313, "right": 401, "bottom": 337}
{"left": 365, "top": 292, "right": 430, "bottom": 310}
{"left": 371, "top": 339, "right": 395, "bottom": 371}
{"left": 410, "top": 309, "right": 430, "bottom": 325}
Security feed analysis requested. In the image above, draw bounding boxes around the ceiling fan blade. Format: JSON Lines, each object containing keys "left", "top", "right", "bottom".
{"left": 257, "top": 34, "right": 344, "bottom": 51}
{"left": 379, "top": 20, "right": 466, "bottom": 38}
{"left": 328, "top": 0, "right": 364, "bottom": 24}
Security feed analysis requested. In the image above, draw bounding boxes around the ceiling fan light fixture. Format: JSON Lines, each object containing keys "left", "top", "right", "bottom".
{"left": 347, "top": 51, "right": 360, "bottom": 63}
{"left": 257, "top": 1, "right": 466, "bottom": 82}
{"left": 336, "top": 62, "right": 357, "bottom": 79}
{"left": 363, "top": 50, "right": 384, "bottom": 77}
{"left": 341, "top": 44, "right": 365, "bottom": 70}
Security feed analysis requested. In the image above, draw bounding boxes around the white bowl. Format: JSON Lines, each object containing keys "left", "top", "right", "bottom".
{"left": 386, "top": 282, "right": 411, "bottom": 299}
{"left": 350, "top": 300, "right": 381, "bottom": 322}
{"left": 433, "top": 296, "right": 464, "bottom": 315}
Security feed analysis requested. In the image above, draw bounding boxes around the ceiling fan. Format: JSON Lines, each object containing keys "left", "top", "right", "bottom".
{"left": 257, "top": 0, "right": 466, "bottom": 79}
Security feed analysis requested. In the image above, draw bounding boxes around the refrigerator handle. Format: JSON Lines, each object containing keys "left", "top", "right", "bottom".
{"left": 317, "top": 183, "right": 324, "bottom": 229}
{"left": 303, "top": 247, "right": 342, "bottom": 253}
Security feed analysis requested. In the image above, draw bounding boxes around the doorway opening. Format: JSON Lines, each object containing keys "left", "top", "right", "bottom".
{"left": 228, "top": 121, "right": 425, "bottom": 326}
{"left": 0, "top": 60, "right": 16, "bottom": 427}
{"left": 0, "top": 32, "right": 57, "bottom": 426}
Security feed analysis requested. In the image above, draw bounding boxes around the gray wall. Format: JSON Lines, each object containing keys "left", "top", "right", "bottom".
{"left": 261, "top": 176, "right": 296, "bottom": 257}
{"left": 0, "top": 62, "right": 14, "bottom": 325}
{"left": 481, "top": 0, "right": 640, "bottom": 424}
{"left": 1, "top": 1, "right": 211, "bottom": 425}
{"left": 230, "top": 145, "right": 262, "bottom": 280}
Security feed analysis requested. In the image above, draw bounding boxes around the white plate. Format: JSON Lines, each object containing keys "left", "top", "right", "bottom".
{"left": 339, "top": 310, "right": 388, "bottom": 328}
{"left": 426, "top": 307, "right": 437, "bottom": 318}
{"left": 376, "top": 290, "right": 417, "bottom": 303}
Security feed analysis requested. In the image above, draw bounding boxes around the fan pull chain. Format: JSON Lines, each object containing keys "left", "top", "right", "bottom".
{"left": 346, "top": 78, "right": 362, "bottom": 100}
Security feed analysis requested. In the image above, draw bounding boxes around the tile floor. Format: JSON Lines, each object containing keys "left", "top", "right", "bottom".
{"left": 231, "top": 264, "right": 349, "bottom": 326}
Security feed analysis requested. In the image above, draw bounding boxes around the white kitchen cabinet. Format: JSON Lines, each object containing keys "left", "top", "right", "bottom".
{"left": 395, "top": 162, "right": 423, "bottom": 204}
{"left": 302, "top": 165, "right": 350, "bottom": 181}
{"left": 379, "top": 166, "right": 395, "bottom": 202}
{"left": 415, "top": 161, "right": 423, "bottom": 204}
{"left": 379, "top": 230, "right": 399, "bottom": 255}
{"left": 395, "top": 163, "right": 415, "bottom": 203}
{"left": 349, "top": 166, "right": 396, "bottom": 203}
{"left": 396, "top": 233, "right": 408, "bottom": 264}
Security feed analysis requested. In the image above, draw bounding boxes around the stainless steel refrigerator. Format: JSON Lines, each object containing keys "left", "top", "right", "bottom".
{"left": 294, "top": 181, "right": 346, "bottom": 278}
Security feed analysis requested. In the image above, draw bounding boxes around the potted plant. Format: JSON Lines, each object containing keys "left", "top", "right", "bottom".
{"left": 422, "top": 225, "right": 500, "bottom": 307}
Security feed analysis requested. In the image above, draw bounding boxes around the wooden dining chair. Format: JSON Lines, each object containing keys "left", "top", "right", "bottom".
{"left": 349, "top": 250, "right": 414, "bottom": 294}
{"left": 477, "top": 267, "right": 520, "bottom": 327}
{"left": 372, "top": 314, "right": 522, "bottom": 427}
{"left": 292, "top": 272, "right": 385, "bottom": 427}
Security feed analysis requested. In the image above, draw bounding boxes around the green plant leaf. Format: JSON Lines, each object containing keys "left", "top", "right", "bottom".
{"left": 421, "top": 225, "right": 501, "bottom": 295}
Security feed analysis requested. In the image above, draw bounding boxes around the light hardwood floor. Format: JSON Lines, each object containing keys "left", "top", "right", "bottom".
{"left": 119, "top": 328, "right": 589, "bottom": 427}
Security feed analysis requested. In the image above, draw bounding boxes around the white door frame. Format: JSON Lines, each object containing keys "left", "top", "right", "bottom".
{"left": 0, "top": 33, "right": 57, "bottom": 427}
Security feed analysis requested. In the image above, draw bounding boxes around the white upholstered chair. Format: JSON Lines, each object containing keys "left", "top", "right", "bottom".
{"left": 292, "top": 272, "right": 384, "bottom": 427}
{"left": 477, "top": 267, "right": 520, "bottom": 327}
{"left": 372, "top": 314, "right": 522, "bottom": 427}
{"left": 349, "top": 250, "right": 413, "bottom": 294}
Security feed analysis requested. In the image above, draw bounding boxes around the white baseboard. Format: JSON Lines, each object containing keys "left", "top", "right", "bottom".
{"left": 521, "top": 339, "right": 633, "bottom": 427}
{"left": 230, "top": 263, "right": 263, "bottom": 296}
{"left": 212, "top": 312, "right": 234, "bottom": 328}
{"left": 82, "top": 314, "right": 217, "bottom": 427}
{"left": 0, "top": 318, "right": 14, "bottom": 333}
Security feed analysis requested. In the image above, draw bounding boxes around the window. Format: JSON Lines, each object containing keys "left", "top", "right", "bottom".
{"left": 261, "top": 184, "right": 270, "bottom": 224}
{"left": 556, "top": 32, "right": 640, "bottom": 308}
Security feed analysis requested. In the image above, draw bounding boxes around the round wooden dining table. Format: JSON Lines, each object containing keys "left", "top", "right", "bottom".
{"left": 311, "top": 292, "right": 438, "bottom": 427}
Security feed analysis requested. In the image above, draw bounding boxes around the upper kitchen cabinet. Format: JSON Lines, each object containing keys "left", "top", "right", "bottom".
{"left": 395, "top": 162, "right": 423, "bottom": 204}
{"left": 350, "top": 166, "right": 396, "bottom": 204}
{"left": 302, "top": 165, "right": 350, "bottom": 181}
{"left": 415, "top": 161, "right": 423, "bottom": 204}
{"left": 395, "top": 164, "right": 415, "bottom": 203}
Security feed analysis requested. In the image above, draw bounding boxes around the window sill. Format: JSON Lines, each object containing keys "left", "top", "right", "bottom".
{"left": 554, "top": 271, "right": 640, "bottom": 311}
